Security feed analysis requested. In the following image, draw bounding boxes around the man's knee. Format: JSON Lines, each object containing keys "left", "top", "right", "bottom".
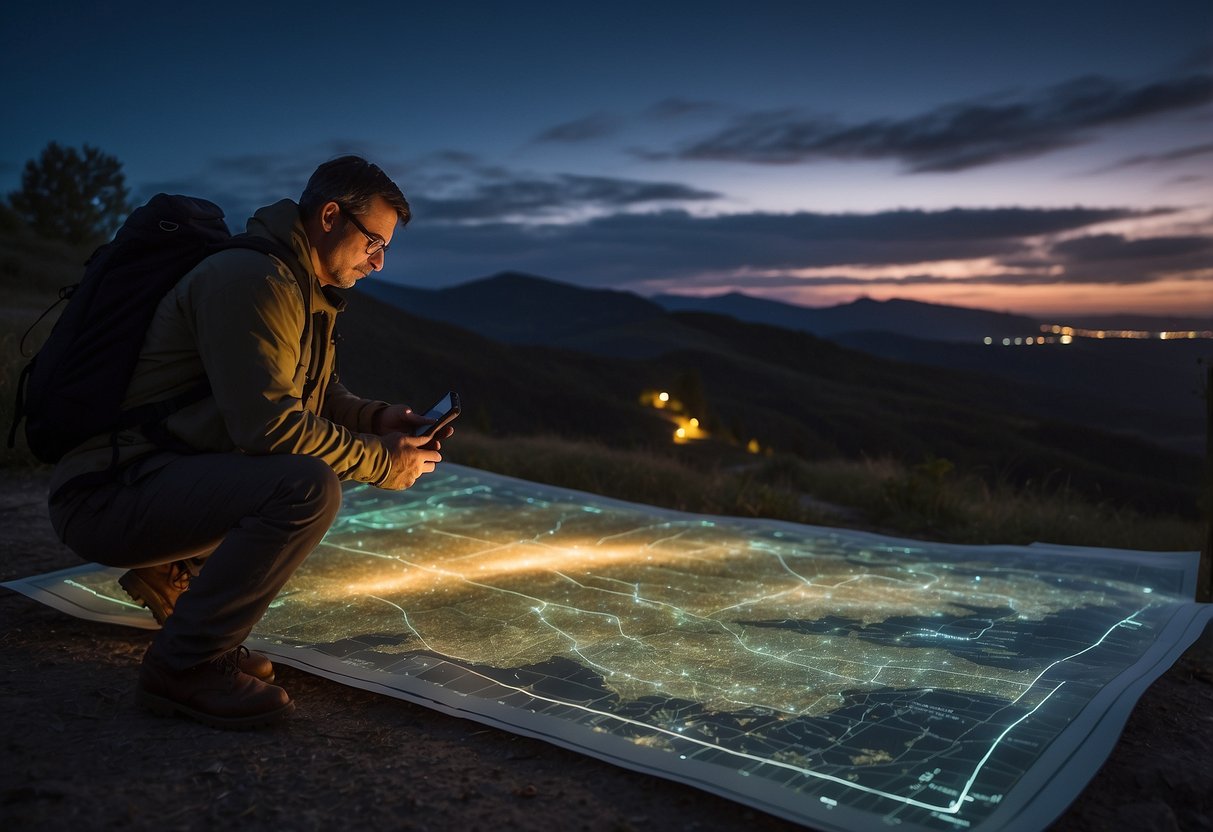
{"left": 267, "top": 455, "right": 343, "bottom": 530}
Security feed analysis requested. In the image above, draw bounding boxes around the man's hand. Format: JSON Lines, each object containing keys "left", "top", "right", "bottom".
{"left": 377, "top": 432, "right": 443, "bottom": 491}
{"left": 374, "top": 405, "right": 428, "bottom": 435}
{"left": 374, "top": 404, "right": 455, "bottom": 446}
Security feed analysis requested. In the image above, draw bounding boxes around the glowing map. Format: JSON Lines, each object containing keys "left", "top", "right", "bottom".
{"left": 7, "top": 464, "right": 1211, "bottom": 832}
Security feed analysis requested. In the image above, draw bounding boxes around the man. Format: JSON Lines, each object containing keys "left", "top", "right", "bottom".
{"left": 47, "top": 156, "right": 449, "bottom": 729}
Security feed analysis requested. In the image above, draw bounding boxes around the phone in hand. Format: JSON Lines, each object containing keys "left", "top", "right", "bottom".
{"left": 412, "top": 391, "right": 461, "bottom": 438}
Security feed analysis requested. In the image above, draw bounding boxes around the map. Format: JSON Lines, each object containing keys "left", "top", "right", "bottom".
{"left": 7, "top": 463, "right": 1210, "bottom": 832}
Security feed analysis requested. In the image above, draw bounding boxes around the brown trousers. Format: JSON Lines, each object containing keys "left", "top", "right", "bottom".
{"left": 49, "top": 453, "right": 343, "bottom": 670}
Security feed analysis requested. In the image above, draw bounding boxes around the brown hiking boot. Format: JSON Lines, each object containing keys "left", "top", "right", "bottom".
{"left": 137, "top": 646, "right": 294, "bottom": 729}
{"left": 238, "top": 650, "right": 276, "bottom": 684}
{"left": 119, "top": 561, "right": 275, "bottom": 682}
{"left": 119, "top": 560, "right": 198, "bottom": 624}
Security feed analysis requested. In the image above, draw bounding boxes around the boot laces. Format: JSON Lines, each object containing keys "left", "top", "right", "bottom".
{"left": 213, "top": 645, "right": 250, "bottom": 676}
{"left": 167, "top": 560, "right": 199, "bottom": 591}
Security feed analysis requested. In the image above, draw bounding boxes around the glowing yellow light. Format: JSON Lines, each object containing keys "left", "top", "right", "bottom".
{"left": 983, "top": 337, "right": 992, "bottom": 345}
{"left": 747, "top": 438, "right": 761, "bottom": 454}
{"left": 659, "top": 392, "right": 670, "bottom": 402}
{"left": 689, "top": 418, "right": 699, "bottom": 428}
{"left": 341, "top": 542, "right": 667, "bottom": 598}
{"left": 1060, "top": 335, "right": 1073, "bottom": 344}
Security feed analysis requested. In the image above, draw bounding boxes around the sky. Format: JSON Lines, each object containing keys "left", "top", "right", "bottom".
{"left": 2, "top": 1, "right": 1211, "bottom": 317}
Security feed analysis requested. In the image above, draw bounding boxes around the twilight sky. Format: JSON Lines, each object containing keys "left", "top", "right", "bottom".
{"left": 2, "top": 1, "right": 1211, "bottom": 316}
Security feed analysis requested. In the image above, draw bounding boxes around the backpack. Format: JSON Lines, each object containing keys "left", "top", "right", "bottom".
{"left": 7, "top": 193, "right": 313, "bottom": 465}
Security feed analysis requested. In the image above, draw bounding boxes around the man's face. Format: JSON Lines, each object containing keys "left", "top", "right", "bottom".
{"left": 315, "top": 195, "right": 398, "bottom": 289}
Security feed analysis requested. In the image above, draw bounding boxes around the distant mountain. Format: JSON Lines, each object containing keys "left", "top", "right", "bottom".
{"left": 362, "top": 272, "right": 741, "bottom": 358}
{"left": 653, "top": 292, "right": 1041, "bottom": 342}
{"left": 366, "top": 275, "right": 1042, "bottom": 350}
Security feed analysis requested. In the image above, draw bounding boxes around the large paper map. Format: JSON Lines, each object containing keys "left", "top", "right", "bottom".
{"left": 7, "top": 464, "right": 1209, "bottom": 832}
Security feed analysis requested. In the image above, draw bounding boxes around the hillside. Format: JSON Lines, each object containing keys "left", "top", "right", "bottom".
{"left": 361, "top": 272, "right": 1208, "bottom": 463}
{"left": 339, "top": 287, "right": 1202, "bottom": 518}
{"left": 833, "top": 330, "right": 1210, "bottom": 455}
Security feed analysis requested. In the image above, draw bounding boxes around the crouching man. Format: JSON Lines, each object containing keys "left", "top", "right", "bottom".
{"left": 47, "top": 156, "right": 449, "bottom": 728}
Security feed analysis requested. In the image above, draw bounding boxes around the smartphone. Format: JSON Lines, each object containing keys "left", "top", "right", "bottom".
{"left": 411, "top": 391, "right": 461, "bottom": 438}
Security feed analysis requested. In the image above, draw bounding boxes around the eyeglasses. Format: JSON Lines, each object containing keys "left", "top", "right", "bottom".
{"left": 339, "top": 205, "right": 389, "bottom": 256}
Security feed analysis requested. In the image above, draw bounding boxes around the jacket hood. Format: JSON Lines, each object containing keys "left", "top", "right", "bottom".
{"left": 246, "top": 199, "right": 316, "bottom": 281}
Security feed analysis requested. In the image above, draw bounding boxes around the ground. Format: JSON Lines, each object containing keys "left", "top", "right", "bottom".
{"left": 1, "top": 470, "right": 1210, "bottom": 832}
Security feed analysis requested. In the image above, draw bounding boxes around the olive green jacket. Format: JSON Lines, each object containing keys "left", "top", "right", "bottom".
{"left": 49, "top": 199, "right": 392, "bottom": 496}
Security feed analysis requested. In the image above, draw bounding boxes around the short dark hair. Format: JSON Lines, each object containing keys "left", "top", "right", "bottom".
{"left": 299, "top": 156, "right": 411, "bottom": 226}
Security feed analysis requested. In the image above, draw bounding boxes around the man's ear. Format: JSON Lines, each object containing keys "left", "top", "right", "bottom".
{"left": 319, "top": 201, "right": 341, "bottom": 232}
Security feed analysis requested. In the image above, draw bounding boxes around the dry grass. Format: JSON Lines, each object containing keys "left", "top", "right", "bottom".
{"left": 447, "top": 432, "right": 1204, "bottom": 552}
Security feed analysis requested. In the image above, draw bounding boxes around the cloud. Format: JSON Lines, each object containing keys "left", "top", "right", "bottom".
{"left": 534, "top": 99, "right": 724, "bottom": 145}
{"left": 1048, "top": 233, "right": 1213, "bottom": 282}
{"left": 533, "top": 113, "right": 622, "bottom": 143}
{"left": 1052, "top": 233, "right": 1213, "bottom": 262}
{"left": 389, "top": 205, "right": 1155, "bottom": 288}
{"left": 1088, "top": 141, "right": 1213, "bottom": 174}
{"left": 413, "top": 174, "right": 720, "bottom": 221}
{"left": 649, "top": 71, "right": 1213, "bottom": 172}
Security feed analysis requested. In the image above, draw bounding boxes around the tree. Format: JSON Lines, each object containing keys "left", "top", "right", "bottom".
{"left": 8, "top": 142, "right": 132, "bottom": 245}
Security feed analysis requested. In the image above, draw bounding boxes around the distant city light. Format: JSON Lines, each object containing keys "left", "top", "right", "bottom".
{"left": 983, "top": 324, "right": 1210, "bottom": 347}
{"left": 1039, "top": 323, "right": 1212, "bottom": 341}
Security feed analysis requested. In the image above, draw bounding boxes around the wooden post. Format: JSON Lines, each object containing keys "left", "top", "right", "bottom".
{"left": 1199, "top": 364, "right": 1212, "bottom": 602}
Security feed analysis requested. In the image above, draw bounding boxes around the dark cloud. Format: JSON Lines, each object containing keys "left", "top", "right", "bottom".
{"left": 533, "top": 113, "right": 622, "bottom": 143}
{"left": 651, "top": 71, "right": 1213, "bottom": 172}
{"left": 388, "top": 205, "right": 1156, "bottom": 288}
{"left": 1048, "top": 233, "right": 1213, "bottom": 282}
{"left": 634, "top": 260, "right": 1212, "bottom": 292}
{"left": 1089, "top": 141, "right": 1213, "bottom": 174}
{"left": 414, "top": 174, "right": 719, "bottom": 221}
{"left": 1052, "top": 233, "right": 1213, "bottom": 262}
{"left": 1168, "top": 174, "right": 1210, "bottom": 185}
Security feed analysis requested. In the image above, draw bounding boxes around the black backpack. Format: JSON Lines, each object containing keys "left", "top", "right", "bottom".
{"left": 7, "top": 193, "right": 312, "bottom": 465}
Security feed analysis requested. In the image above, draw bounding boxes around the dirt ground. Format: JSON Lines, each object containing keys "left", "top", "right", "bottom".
{"left": 1, "top": 469, "right": 1210, "bottom": 832}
